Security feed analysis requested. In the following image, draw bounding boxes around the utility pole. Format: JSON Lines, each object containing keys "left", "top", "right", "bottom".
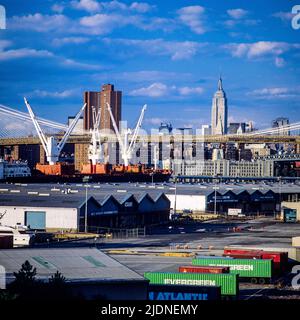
{"left": 174, "top": 177, "right": 177, "bottom": 215}
{"left": 85, "top": 184, "right": 88, "bottom": 233}
{"left": 213, "top": 176, "right": 219, "bottom": 216}
{"left": 277, "top": 176, "right": 282, "bottom": 220}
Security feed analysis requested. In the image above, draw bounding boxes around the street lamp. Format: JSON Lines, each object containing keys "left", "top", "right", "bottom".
{"left": 277, "top": 176, "right": 282, "bottom": 220}
{"left": 174, "top": 177, "right": 178, "bottom": 214}
{"left": 84, "top": 183, "right": 90, "bottom": 233}
{"left": 213, "top": 176, "right": 219, "bottom": 216}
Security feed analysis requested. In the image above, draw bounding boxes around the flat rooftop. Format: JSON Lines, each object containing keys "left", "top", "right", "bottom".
{"left": 0, "top": 247, "right": 145, "bottom": 283}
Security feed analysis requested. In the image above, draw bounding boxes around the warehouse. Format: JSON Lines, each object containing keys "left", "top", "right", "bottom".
{"left": 0, "top": 188, "right": 171, "bottom": 231}
{"left": 166, "top": 192, "right": 207, "bottom": 212}
{"left": 0, "top": 194, "right": 99, "bottom": 231}
{"left": 166, "top": 189, "right": 277, "bottom": 215}
{"left": 138, "top": 193, "right": 170, "bottom": 225}
{"left": 0, "top": 248, "right": 149, "bottom": 300}
{"left": 87, "top": 195, "right": 120, "bottom": 230}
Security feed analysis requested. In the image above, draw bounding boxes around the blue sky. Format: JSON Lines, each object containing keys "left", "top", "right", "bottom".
{"left": 0, "top": 0, "right": 299, "bottom": 131}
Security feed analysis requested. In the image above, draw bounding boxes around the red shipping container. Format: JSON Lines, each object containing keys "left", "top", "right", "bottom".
{"left": 261, "top": 251, "right": 288, "bottom": 273}
{"left": 179, "top": 266, "right": 230, "bottom": 274}
{"left": 224, "top": 248, "right": 262, "bottom": 256}
{"left": 224, "top": 248, "right": 289, "bottom": 274}
{"left": 223, "top": 253, "right": 263, "bottom": 259}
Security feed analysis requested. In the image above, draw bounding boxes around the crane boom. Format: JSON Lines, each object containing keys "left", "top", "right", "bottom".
{"left": 0, "top": 210, "right": 7, "bottom": 220}
{"left": 106, "top": 103, "right": 124, "bottom": 150}
{"left": 24, "top": 98, "right": 48, "bottom": 155}
{"left": 57, "top": 103, "right": 86, "bottom": 151}
{"left": 25, "top": 98, "right": 86, "bottom": 165}
{"left": 128, "top": 104, "right": 147, "bottom": 153}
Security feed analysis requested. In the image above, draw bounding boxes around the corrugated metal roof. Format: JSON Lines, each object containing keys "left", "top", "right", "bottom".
{"left": 0, "top": 248, "right": 145, "bottom": 282}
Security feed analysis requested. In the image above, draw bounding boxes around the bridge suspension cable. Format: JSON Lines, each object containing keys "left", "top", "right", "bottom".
{"left": 0, "top": 104, "right": 68, "bottom": 130}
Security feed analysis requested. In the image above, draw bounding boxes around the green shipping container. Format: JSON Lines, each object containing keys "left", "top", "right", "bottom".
{"left": 192, "top": 258, "right": 273, "bottom": 278}
{"left": 144, "top": 272, "right": 238, "bottom": 296}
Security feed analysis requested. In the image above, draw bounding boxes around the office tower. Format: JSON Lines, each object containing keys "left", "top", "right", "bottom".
{"left": 100, "top": 84, "right": 122, "bottom": 131}
{"left": 83, "top": 84, "right": 122, "bottom": 131}
{"left": 272, "top": 117, "right": 290, "bottom": 136}
{"left": 83, "top": 91, "right": 100, "bottom": 131}
{"left": 211, "top": 77, "right": 228, "bottom": 135}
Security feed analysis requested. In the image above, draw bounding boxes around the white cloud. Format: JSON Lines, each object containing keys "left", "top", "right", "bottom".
{"left": 104, "top": 38, "right": 205, "bottom": 60}
{"left": 177, "top": 5, "right": 206, "bottom": 34}
{"left": 129, "top": 83, "right": 204, "bottom": 97}
{"left": 9, "top": 8, "right": 171, "bottom": 36}
{"left": 0, "top": 48, "right": 53, "bottom": 61}
{"left": 141, "top": 17, "right": 176, "bottom": 32}
{"left": 71, "top": 0, "right": 101, "bottom": 12}
{"left": 145, "top": 117, "right": 167, "bottom": 125}
{"left": 225, "top": 41, "right": 291, "bottom": 58}
{"left": 224, "top": 18, "right": 259, "bottom": 28}
{"left": 102, "top": 1, "right": 127, "bottom": 11}
{"left": 51, "top": 3, "right": 65, "bottom": 13}
{"left": 130, "top": 2, "right": 155, "bottom": 13}
{"left": 130, "top": 82, "right": 169, "bottom": 97}
{"left": 0, "top": 41, "right": 101, "bottom": 70}
{"left": 248, "top": 87, "right": 300, "bottom": 99}
{"left": 224, "top": 41, "right": 300, "bottom": 66}
{"left": 227, "top": 9, "right": 248, "bottom": 19}
{"left": 9, "top": 13, "right": 71, "bottom": 32}
{"left": 251, "top": 87, "right": 289, "bottom": 95}
{"left": 71, "top": 1, "right": 154, "bottom": 13}
{"left": 178, "top": 86, "right": 204, "bottom": 95}
{"left": 62, "top": 58, "right": 102, "bottom": 70}
{"left": 30, "top": 89, "right": 78, "bottom": 98}
{"left": 79, "top": 13, "right": 143, "bottom": 34}
{"left": 52, "top": 37, "right": 90, "bottom": 46}
{"left": 272, "top": 12, "right": 294, "bottom": 22}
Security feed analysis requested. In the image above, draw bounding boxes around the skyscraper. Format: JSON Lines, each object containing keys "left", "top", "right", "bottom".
{"left": 100, "top": 84, "right": 122, "bottom": 131}
{"left": 272, "top": 117, "right": 290, "bottom": 136}
{"left": 83, "top": 84, "right": 122, "bottom": 131}
{"left": 211, "top": 77, "right": 228, "bottom": 135}
{"left": 83, "top": 91, "right": 100, "bottom": 131}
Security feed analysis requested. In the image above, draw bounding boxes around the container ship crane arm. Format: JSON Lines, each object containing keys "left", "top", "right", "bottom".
{"left": 106, "top": 103, "right": 124, "bottom": 151}
{"left": 57, "top": 103, "right": 86, "bottom": 152}
{"left": 24, "top": 97, "right": 48, "bottom": 155}
{"left": 128, "top": 104, "right": 147, "bottom": 153}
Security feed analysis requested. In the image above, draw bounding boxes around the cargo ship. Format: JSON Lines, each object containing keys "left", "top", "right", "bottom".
{"left": 5, "top": 162, "right": 172, "bottom": 183}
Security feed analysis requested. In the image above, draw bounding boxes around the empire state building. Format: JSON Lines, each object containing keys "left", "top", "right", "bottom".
{"left": 211, "top": 77, "right": 228, "bottom": 135}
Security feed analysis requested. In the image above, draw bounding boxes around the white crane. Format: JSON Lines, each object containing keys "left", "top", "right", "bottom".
{"left": 88, "top": 106, "right": 102, "bottom": 165}
{"left": 24, "top": 97, "right": 86, "bottom": 165}
{"left": 0, "top": 210, "right": 7, "bottom": 222}
{"left": 107, "top": 102, "right": 147, "bottom": 167}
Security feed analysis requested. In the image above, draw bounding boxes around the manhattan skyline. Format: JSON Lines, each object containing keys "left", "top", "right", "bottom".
{"left": 0, "top": 0, "right": 299, "bottom": 131}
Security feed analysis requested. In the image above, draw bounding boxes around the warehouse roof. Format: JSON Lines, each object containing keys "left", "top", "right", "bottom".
{"left": 0, "top": 248, "right": 145, "bottom": 283}
{"left": 0, "top": 180, "right": 299, "bottom": 201}
{"left": 0, "top": 194, "right": 101, "bottom": 208}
